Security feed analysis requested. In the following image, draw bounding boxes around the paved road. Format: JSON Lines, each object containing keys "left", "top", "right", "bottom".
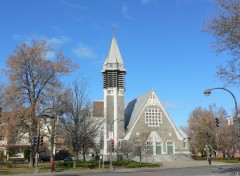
{"left": 8, "top": 161, "right": 240, "bottom": 176}
{"left": 10, "top": 165, "right": 240, "bottom": 176}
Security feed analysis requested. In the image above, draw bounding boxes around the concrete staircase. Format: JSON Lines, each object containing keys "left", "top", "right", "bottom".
{"left": 132, "top": 154, "right": 192, "bottom": 163}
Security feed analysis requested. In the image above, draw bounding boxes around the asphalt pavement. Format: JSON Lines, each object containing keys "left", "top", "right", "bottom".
{"left": 7, "top": 160, "right": 239, "bottom": 176}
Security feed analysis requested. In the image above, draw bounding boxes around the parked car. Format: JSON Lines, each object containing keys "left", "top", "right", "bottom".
{"left": 8, "top": 153, "right": 25, "bottom": 163}
{"left": 9, "top": 153, "right": 24, "bottom": 158}
{"left": 64, "top": 156, "right": 73, "bottom": 162}
{"left": 55, "top": 150, "right": 70, "bottom": 161}
{"left": 39, "top": 156, "right": 50, "bottom": 162}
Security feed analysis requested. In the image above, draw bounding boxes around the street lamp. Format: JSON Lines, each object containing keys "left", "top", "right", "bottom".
{"left": 109, "top": 118, "right": 123, "bottom": 170}
{"left": 203, "top": 87, "right": 238, "bottom": 121}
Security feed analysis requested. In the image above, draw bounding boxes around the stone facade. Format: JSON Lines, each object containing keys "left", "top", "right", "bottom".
{"left": 124, "top": 90, "right": 189, "bottom": 155}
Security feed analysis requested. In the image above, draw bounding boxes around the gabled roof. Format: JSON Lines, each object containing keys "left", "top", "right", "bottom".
{"left": 124, "top": 90, "right": 152, "bottom": 131}
{"left": 178, "top": 129, "right": 188, "bottom": 139}
{"left": 102, "top": 36, "right": 126, "bottom": 72}
{"left": 124, "top": 89, "right": 184, "bottom": 140}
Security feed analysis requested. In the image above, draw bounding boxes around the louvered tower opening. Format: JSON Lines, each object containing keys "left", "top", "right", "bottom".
{"left": 102, "top": 70, "right": 125, "bottom": 89}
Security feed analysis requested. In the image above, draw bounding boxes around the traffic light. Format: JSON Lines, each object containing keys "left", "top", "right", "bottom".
{"left": 111, "top": 139, "right": 114, "bottom": 152}
{"left": 215, "top": 117, "right": 220, "bottom": 127}
{"left": 39, "top": 136, "right": 43, "bottom": 146}
{"left": 33, "top": 136, "right": 38, "bottom": 145}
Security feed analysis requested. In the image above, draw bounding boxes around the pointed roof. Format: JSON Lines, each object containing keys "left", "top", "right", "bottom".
{"left": 123, "top": 89, "right": 184, "bottom": 140}
{"left": 124, "top": 90, "right": 153, "bottom": 131}
{"left": 102, "top": 36, "right": 126, "bottom": 72}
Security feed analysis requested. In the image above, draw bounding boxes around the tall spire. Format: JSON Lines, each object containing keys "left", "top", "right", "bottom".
{"left": 112, "top": 24, "right": 116, "bottom": 37}
{"left": 102, "top": 36, "right": 126, "bottom": 72}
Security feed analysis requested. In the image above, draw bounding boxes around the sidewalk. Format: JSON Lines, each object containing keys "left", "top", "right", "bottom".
{"left": 113, "top": 160, "right": 234, "bottom": 173}
{"left": 113, "top": 160, "right": 239, "bottom": 176}
{"left": 160, "top": 160, "right": 230, "bottom": 169}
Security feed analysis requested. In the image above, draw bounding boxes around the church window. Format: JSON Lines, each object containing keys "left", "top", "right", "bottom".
{"left": 146, "top": 141, "right": 153, "bottom": 154}
{"left": 107, "top": 90, "right": 113, "bottom": 95}
{"left": 145, "top": 108, "right": 162, "bottom": 127}
{"left": 146, "top": 141, "right": 153, "bottom": 145}
{"left": 118, "top": 89, "right": 124, "bottom": 96}
{"left": 134, "top": 139, "right": 142, "bottom": 146}
{"left": 183, "top": 141, "right": 187, "bottom": 148}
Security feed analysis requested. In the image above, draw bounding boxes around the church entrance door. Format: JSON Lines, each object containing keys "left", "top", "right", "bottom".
{"left": 156, "top": 146, "right": 162, "bottom": 154}
{"left": 156, "top": 142, "right": 162, "bottom": 154}
{"left": 146, "top": 141, "right": 153, "bottom": 155}
{"left": 167, "top": 142, "right": 173, "bottom": 154}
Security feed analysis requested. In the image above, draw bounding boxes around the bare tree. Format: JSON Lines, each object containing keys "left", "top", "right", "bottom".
{"left": 40, "top": 86, "right": 65, "bottom": 159}
{"left": 204, "top": 0, "right": 240, "bottom": 86}
{"left": 4, "top": 39, "right": 77, "bottom": 167}
{"left": 216, "top": 121, "right": 238, "bottom": 157}
{"left": 188, "top": 105, "right": 227, "bottom": 156}
{"left": 60, "top": 78, "right": 103, "bottom": 168}
{"left": 133, "top": 134, "right": 148, "bottom": 163}
{"left": 119, "top": 140, "right": 134, "bottom": 161}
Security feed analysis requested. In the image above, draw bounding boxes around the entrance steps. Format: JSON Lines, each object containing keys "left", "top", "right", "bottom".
{"left": 132, "top": 154, "right": 192, "bottom": 163}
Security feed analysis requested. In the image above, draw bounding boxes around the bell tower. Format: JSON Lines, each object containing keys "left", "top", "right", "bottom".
{"left": 101, "top": 35, "right": 126, "bottom": 155}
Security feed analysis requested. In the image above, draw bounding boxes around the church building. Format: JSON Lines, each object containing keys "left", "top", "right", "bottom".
{"left": 94, "top": 35, "right": 190, "bottom": 161}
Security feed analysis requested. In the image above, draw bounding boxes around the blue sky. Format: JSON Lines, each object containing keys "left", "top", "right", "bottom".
{"left": 0, "top": 0, "right": 239, "bottom": 128}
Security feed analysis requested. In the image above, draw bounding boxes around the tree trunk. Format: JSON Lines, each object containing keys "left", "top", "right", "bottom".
{"left": 50, "top": 118, "right": 56, "bottom": 159}
{"left": 83, "top": 148, "right": 86, "bottom": 161}
{"left": 73, "top": 151, "right": 77, "bottom": 169}
{"left": 29, "top": 151, "right": 34, "bottom": 167}
{"left": 139, "top": 150, "right": 142, "bottom": 164}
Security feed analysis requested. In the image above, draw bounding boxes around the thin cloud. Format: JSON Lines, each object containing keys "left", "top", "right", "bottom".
{"left": 47, "top": 36, "right": 71, "bottom": 47}
{"left": 60, "top": 0, "right": 84, "bottom": 10}
{"left": 141, "top": 0, "right": 157, "bottom": 4}
{"left": 12, "top": 34, "right": 72, "bottom": 60}
{"left": 46, "top": 51, "right": 56, "bottom": 60}
{"left": 12, "top": 34, "right": 71, "bottom": 47}
{"left": 73, "top": 44, "right": 96, "bottom": 59}
{"left": 121, "top": 4, "right": 131, "bottom": 19}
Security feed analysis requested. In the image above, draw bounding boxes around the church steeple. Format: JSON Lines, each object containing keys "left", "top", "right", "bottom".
{"left": 102, "top": 36, "right": 126, "bottom": 89}
{"left": 102, "top": 36, "right": 126, "bottom": 72}
{"left": 101, "top": 35, "right": 126, "bottom": 157}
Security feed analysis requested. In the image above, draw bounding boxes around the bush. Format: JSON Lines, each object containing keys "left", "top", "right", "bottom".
{"left": 88, "top": 162, "right": 95, "bottom": 169}
{"left": 125, "top": 163, "right": 140, "bottom": 168}
{"left": 78, "top": 161, "right": 99, "bottom": 168}
{"left": 56, "top": 160, "right": 159, "bottom": 169}
{"left": 192, "top": 156, "right": 240, "bottom": 163}
{"left": 56, "top": 161, "right": 73, "bottom": 167}
{"left": 113, "top": 160, "right": 159, "bottom": 168}
{"left": 76, "top": 161, "right": 90, "bottom": 168}
{"left": 113, "top": 160, "right": 130, "bottom": 166}
{"left": 5, "top": 161, "right": 12, "bottom": 168}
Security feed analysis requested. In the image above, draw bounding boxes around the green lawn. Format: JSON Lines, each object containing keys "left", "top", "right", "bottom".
{"left": 0, "top": 160, "right": 159, "bottom": 175}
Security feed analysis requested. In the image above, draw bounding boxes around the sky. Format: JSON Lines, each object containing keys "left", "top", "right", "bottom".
{"left": 0, "top": 0, "right": 239, "bottom": 128}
